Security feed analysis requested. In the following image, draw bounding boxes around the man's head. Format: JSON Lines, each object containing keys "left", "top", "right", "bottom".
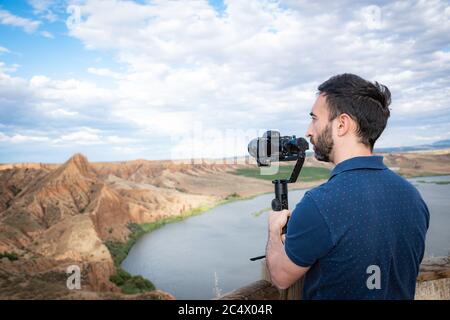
{"left": 306, "top": 73, "right": 391, "bottom": 163}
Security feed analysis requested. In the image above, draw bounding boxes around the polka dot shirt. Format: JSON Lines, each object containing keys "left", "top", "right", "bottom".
{"left": 285, "top": 156, "right": 429, "bottom": 300}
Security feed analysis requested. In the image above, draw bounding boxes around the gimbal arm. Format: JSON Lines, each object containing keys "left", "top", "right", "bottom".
{"left": 250, "top": 152, "right": 307, "bottom": 262}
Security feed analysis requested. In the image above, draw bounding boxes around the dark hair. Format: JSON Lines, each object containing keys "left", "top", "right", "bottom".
{"left": 318, "top": 73, "right": 391, "bottom": 150}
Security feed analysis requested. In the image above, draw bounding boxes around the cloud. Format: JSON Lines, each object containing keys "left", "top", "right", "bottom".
{"left": 40, "top": 30, "right": 54, "bottom": 38}
{"left": 47, "top": 108, "right": 78, "bottom": 118}
{"left": 0, "top": 9, "right": 41, "bottom": 33}
{"left": 0, "top": 61, "right": 20, "bottom": 73}
{"left": 28, "top": 75, "right": 116, "bottom": 114}
{"left": 28, "top": 0, "right": 55, "bottom": 12}
{"left": 87, "top": 67, "right": 120, "bottom": 79}
{"left": 0, "top": 46, "right": 10, "bottom": 54}
{"left": 112, "top": 146, "right": 146, "bottom": 154}
{"left": 0, "top": 132, "right": 49, "bottom": 143}
{"left": 64, "top": 0, "right": 450, "bottom": 130}
{"left": 359, "top": 5, "right": 384, "bottom": 30}
{"left": 1, "top": 0, "right": 450, "bottom": 161}
{"left": 0, "top": 65, "right": 36, "bottom": 127}
{"left": 28, "top": 0, "right": 59, "bottom": 22}
{"left": 50, "top": 127, "right": 138, "bottom": 146}
{"left": 379, "top": 121, "right": 450, "bottom": 148}
{"left": 0, "top": 67, "right": 116, "bottom": 134}
{"left": 53, "top": 127, "right": 102, "bottom": 145}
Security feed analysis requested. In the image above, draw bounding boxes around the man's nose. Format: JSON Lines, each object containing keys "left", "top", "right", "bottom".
{"left": 305, "top": 125, "right": 313, "bottom": 140}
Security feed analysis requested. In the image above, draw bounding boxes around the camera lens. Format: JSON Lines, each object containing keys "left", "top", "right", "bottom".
{"left": 248, "top": 138, "right": 259, "bottom": 158}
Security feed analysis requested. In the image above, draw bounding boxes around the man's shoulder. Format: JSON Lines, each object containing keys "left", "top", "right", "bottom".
{"left": 306, "top": 166, "right": 424, "bottom": 207}
{"left": 305, "top": 177, "right": 340, "bottom": 202}
{"left": 378, "top": 167, "right": 424, "bottom": 196}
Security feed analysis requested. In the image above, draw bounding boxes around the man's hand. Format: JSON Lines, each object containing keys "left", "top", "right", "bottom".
{"left": 269, "top": 209, "right": 291, "bottom": 236}
{"left": 266, "top": 209, "right": 309, "bottom": 289}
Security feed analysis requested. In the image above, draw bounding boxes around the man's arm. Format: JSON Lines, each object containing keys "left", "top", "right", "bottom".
{"left": 266, "top": 210, "right": 309, "bottom": 290}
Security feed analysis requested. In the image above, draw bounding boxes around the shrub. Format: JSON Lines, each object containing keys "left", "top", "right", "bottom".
{"left": 225, "top": 192, "right": 240, "bottom": 200}
{"left": 0, "top": 252, "right": 19, "bottom": 261}
{"left": 110, "top": 268, "right": 155, "bottom": 294}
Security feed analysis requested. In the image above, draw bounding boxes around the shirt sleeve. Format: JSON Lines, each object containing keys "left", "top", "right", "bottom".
{"left": 284, "top": 192, "right": 334, "bottom": 268}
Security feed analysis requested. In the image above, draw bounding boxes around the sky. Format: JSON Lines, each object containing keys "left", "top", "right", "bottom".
{"left": 0, "top": 0, "right": 449, "bottom": 163}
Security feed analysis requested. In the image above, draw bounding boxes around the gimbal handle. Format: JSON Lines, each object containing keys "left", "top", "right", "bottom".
{"left": 250, "top": 153, "right": 306, "bottom": 261}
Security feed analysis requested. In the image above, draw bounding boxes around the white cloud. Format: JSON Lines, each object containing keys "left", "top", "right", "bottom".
{"left": 0, "top": 46, "right": 10, "bottom": 54}
{"left": 0, "top": 9, "right": 41, "bottom": 33}
{"left": 41, "top": 30, "right": 54, "bottom": 38}
{"left": 29, "top": 75, "right": 115, "bottom": 111}
{"left": 378, "top": 122, "right": 450, "bottom": 148}
{"left": 28, "top": 0, "right": 58, "bottom": 22}
{"left": 112, "top": 146, "right": 146, "bottom": 154}
{"left": 359, "top": 5, "right": 384, "bottom": 30}
{"left": 2, "top": 0, "right": 450, "bottom": 161}
{"left": 53, "top": 127, "right": 102, "bottom": 145}
{"left": 50, "top": 127, "right": 137, "bottom": 146}
{"left": 105, "top": 135, "right": 136, "bottom": 144}
{"left": 87, "top": 67, "right": 120, "bottom": 79}
{"left": 0, "top": 64, "right": 29, "bottom": 98}
{"left": 0, "top": 132, "right": 49, "bottom": 143}
{"left": 63, "top": 0, "right": 450, "bottom": 136}
{"left": 0, "top": 61, "right": 20, "bottom": 73}
{"left": 28, "top": 0, "right": 55, "bottom": 12}
{"left": 47, "top": 108, "right": 78, "bottom": 118}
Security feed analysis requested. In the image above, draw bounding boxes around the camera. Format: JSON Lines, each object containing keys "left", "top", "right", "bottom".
{"left": 248, "top": 130, "right": 309, "bottom": 166}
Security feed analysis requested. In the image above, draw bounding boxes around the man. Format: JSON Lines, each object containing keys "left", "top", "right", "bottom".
{"left": 266, "top": 73, "right": 429, "bottom": 299}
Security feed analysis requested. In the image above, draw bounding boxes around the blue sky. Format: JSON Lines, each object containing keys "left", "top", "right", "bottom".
{"left": 1, "top": 0, "right": 450, "bottom": 163}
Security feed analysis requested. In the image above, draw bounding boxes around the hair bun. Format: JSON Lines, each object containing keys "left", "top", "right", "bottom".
{"left": 373, "top": 81, "right": 391, "bottom": 110}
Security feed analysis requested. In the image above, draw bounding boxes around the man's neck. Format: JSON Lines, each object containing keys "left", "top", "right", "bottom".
{"left": 332, "top": 144, "right": 373, "bottom": 165}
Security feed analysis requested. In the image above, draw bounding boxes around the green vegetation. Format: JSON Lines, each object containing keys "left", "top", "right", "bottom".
{"left": 251, "top": 207, "right": 271, "bottom": 218}
{"left": 232, "top": 165, "right": 330, "bottom": 182}
{"left": 417, "top": 180, "right": 450, "bottom": 185}
{"left": 434, "top": 181, "right": 450, "bottom": 185}
{"left": 0, "top": 251, "right": 18, "bottom": 261}
{"left": 109, "top": 268, "right": 155, "bottom": 295}
{"left": 225, "top": 192, "right": 240, "bottom": 200}
{"left": 402, "top": 172, "right": 450, "bottom": 178}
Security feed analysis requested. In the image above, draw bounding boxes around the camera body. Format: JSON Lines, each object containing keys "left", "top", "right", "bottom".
{"left": 248, "top": 130, "right": 309, "bottom": 166}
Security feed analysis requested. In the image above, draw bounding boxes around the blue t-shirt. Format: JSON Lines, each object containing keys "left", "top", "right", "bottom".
{"left": 285, "top": 156, "right": 429, "bottom": 300}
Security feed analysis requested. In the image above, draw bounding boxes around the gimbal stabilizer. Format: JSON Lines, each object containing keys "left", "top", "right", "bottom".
{"left": 247, "top": 131, "right": 309, "bottom": 261}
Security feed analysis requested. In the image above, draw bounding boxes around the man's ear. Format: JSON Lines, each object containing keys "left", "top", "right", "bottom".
{"left": 336, "top": 113, "right": 353, "bottom": 137}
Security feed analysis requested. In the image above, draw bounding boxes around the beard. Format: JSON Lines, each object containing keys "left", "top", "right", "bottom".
{"left": 312, "top": 123, "right": 334, "bottom": 162}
